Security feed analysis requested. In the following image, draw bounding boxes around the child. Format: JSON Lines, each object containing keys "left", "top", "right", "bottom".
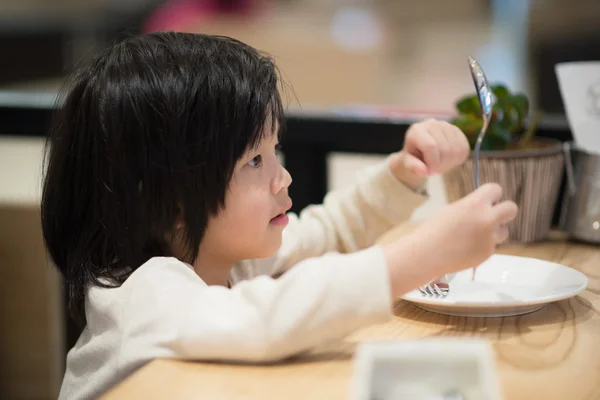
{"left": 41, "top": 32, "right": 517, "bottom": 399}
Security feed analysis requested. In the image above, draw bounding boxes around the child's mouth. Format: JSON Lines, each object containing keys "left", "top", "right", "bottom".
{"left": 269, "top": 213, "right": 289, "bottom": 226}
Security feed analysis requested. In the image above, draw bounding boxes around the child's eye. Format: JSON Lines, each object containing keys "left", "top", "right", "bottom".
{"left": 248, "top": 155, "right": 262, "bottom": 168}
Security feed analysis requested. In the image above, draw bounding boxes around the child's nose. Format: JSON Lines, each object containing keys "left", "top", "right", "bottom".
{"left": 271, "top": 165, "right": 292, "bottom": 195}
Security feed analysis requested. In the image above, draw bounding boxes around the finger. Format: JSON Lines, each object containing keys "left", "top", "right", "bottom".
{"left": 410, "top": 127, "right": 441, "bottom": 174}
{"left": 430, "top": 126, "right": 454, "bottom": 172}
{"left": 448, "top": 123, "right": 471, "bottom": 165}
{"left": 457, "top": 127, "right": 471, "bottom": 162}
{"left": 493, "top": 200, "right": 519, "bottom": 224}
{"left": 402, "top": 153, "right": 429, "bottom": 176}
{"left": 472, "top": 183, "right": 503, "bottom": 204}
{"left": 441, "top": 121, "right": 470, "bottom": 167}
{"left": 494, "top": 224, "right": 510, "bottom": 244}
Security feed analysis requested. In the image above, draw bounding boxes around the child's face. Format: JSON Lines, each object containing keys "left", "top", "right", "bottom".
{"left": 201, "top": 130, "right": 292, "bottom": 263}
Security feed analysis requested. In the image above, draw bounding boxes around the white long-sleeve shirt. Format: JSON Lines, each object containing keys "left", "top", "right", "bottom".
{"left": 58, "top": 159, "right": 427, "bottom": 400}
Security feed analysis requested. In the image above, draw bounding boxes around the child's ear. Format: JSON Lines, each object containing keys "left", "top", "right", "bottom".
{"left": 174, "top": 203, "right": 184, "bottom": 230}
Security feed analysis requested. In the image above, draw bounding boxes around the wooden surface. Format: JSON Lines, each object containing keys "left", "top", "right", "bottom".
{"left": 103, "top": 223, "right": 600, "bottom": 400}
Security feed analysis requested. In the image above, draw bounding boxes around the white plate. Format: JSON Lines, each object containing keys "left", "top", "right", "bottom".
{"left": 402, "top": 254, "right": 588, "bottom": 317}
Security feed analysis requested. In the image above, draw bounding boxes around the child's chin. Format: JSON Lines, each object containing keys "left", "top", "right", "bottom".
{"left": 254, "top": 237, "right": 283, "bottom": 259}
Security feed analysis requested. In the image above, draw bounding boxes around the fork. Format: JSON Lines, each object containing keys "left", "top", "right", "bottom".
{"left": 418, "top": 279, "right": 450, "bottom": 297}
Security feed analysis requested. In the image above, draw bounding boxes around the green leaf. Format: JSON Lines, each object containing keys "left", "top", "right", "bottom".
{"left": 510, "top": 94, "right": 529, "bottom": 130}
{"left": 483, "top": 124, "right": 511, "bottom": 151}
{"left": 491, "top": 104, "right": 509, "bottom": 130}
{"left": 452, "top": 114, "right": 482, "bottom": 134}
{"left": 491, "top": 84, "right": 510, "bottom": 100}
{"left": 511, "top": 94, "right": 529, "bottom": 116}
{"left": 493, "top": 99, "right": 520, "bottom": 131}
{"left": 456, "top": 95, "right": 482, "bottom": 115}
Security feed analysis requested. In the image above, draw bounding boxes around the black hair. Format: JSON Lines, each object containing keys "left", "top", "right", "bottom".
{"left": 41, "top": 32, "right": 285, "bottom": 325}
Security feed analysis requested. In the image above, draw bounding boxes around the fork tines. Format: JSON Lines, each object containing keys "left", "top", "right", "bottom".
{"left": 419, "top": 283, "right": 450, "bottom": 296}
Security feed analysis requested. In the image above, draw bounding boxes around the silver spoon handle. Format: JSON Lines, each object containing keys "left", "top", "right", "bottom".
{"left": 474, "top": 130, "right": 485, "bottom": 189}
{"left": 472, "top": 127, "right": 487, "bottom": 281}
{"left": 474, "top": 141, "right": 481, "bottom": 189}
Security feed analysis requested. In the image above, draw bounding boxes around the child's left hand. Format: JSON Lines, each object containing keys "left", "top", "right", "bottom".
{"left": 389, "top": 119, "right": 470, "bottom": 190}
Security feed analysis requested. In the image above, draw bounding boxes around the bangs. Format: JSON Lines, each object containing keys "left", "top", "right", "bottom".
{"left": 245, "top": 93, "right": 286, "bottom": 153}
{"left": 229, "top": 57, "right": 287, "bottom": 160}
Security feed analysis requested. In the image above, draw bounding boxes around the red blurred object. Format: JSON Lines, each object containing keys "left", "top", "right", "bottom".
{"left": 142, "top": 0, "right": 260, "bottom": 33}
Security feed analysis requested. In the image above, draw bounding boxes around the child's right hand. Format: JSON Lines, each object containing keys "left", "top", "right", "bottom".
{"left": 383, "top": 183, "right": 518, "bottom": 298}
{"left": 414, "top": 183, "right": 518, "bottom": 275}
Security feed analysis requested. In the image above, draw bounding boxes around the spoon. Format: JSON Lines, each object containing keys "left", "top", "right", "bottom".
{"left": 468, "top": 55, "right": 493, "bottom": 189}
{"left": 468, "top": 55, "right": 494, "bottom": 280}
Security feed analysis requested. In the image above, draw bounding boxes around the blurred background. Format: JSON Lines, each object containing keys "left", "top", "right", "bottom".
{"left": 1, "top": 0, "right": 599, "bottom": 398}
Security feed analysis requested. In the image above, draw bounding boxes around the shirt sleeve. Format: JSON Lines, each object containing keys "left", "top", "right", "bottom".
{"left": 118, "top": 248, "right": 392, "bottom": 365}
{"left": 231, "top": 157, "right": 428, "bottom": 282}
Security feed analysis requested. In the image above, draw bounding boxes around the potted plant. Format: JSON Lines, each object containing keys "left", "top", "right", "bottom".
{"left": 444, "top": 84, "right": 566, "bottom": 243}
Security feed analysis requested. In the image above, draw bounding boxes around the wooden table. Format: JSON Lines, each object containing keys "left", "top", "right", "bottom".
{"left": 103, "top": 224, "right": 600, "bottom": 400}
